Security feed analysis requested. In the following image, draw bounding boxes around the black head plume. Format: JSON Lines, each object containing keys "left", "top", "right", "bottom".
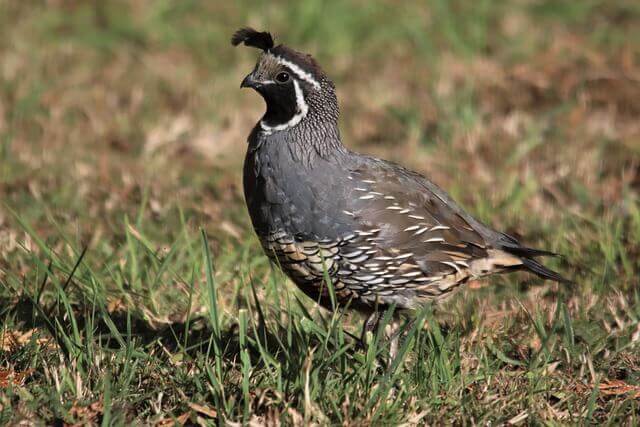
{"left": 231, "top": 27, "right": 274, "bottom": 51}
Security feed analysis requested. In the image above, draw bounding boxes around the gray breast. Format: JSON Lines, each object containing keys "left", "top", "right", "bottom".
{"left": 243, "top": 129, "right": 354, "bottom": 241}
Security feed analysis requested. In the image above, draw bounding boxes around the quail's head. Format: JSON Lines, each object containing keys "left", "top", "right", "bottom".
{"left": 231, "top": 28, "right": 338, "bottom": 130}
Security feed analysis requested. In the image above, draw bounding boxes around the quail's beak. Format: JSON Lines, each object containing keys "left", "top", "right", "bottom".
{"left": 240, "top": 72, "right": 261, "bottom": 89}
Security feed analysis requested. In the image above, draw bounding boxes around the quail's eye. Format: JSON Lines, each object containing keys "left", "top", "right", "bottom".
{"left": 275, "top": 72, "right": 290, "bottom": 83}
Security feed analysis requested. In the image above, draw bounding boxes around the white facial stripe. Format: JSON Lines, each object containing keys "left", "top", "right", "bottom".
{"left": 260, "top": 79, "right": 308, "bottom": 135}
{"left": 293, "top": 79, "right": 309, "bottom": 115}
{"left": 272, "top": 55, "right": 321, "bottom": 90}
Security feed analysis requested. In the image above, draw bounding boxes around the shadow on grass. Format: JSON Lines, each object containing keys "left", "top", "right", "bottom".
{"left": 0, "top": 292, "right": 367, "bottom": 369}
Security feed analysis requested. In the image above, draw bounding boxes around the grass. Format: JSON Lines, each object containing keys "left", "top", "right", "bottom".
{"left": 1, "top": 0, "right": 640, "bottom": 424}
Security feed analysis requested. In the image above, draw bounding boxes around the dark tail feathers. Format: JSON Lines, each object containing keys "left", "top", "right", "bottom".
{"left": 503, "top": 245, "right": 559, "bottom": 258}
{"left": 497, "top": 233, "right": 572, "bottom": 283}
{"left": 520, "top": 257, "right": 573, "bottom": 284}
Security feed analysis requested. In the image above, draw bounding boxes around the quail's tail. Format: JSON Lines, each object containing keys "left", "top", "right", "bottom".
{"left": 520, "top": 256, "right": 573, "bottom": 284}
{"left": 496, "top": 233, "right": 572, "bottom": 284}
{"left": 500, "top": 244, "right": 559, "bottom": 258}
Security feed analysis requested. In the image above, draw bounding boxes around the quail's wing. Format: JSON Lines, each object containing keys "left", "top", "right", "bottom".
{"left": 336, "top": 158, "right": 521, "bottom": 287}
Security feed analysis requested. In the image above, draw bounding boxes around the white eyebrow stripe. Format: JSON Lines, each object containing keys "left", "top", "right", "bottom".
{"left": 272, "top": 55, "right": 321, "bottom": 90}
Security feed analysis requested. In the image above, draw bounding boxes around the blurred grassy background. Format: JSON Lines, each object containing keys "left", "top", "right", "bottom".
{"left": 1, "top": 0, "right": 639, "bottom": 424}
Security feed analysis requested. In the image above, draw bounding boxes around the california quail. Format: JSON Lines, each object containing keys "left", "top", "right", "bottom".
{"left": 232, "top": 28, "right": 569, "bottom": 334}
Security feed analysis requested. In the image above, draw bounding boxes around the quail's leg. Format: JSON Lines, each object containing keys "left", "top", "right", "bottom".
{"left": 386, "top": 317, "right": 419, "bottom": 361}
{"left": 360, "top": 311, "right": 381, "bottom": 346}
{"left": 360, "top": 310, "right": 401, "bottom": 360}
{"left": 385, "top": 319, "right": 401, "bottom": 360}
{"left": 360, "top": 310, "right": 413, "bottom": 363}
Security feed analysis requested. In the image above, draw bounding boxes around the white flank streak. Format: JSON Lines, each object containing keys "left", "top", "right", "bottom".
{"left": 408, "top": 214, "right": 425, "bottom": 220}
{"left": 404, "top": 225, "right": 421, "bottom": 232}
{"left": 442, "top": 261, "right": 462, "bottom": 273}
{"left": 343, "top": 250, "right": 363, "bottom": 258}
{"left": 273, "top": 56, "right": 321, "bottom": 89}
{"left": 430, "top": 225, "right": 450, "bottom": 231}
{"left": 359, "top": 194, "right": 375, "bottom": 200}
{"left": 403, "top": 271, "right": 423, "bottom": 277}
{"left": 414, "top": 227, "right": 429, "bottom": 235}
{"left": 424, "top": 237, "right": 445, "bottom": 243}
{"left": 260, "top": 80, "right": 308, "bottom": 135}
